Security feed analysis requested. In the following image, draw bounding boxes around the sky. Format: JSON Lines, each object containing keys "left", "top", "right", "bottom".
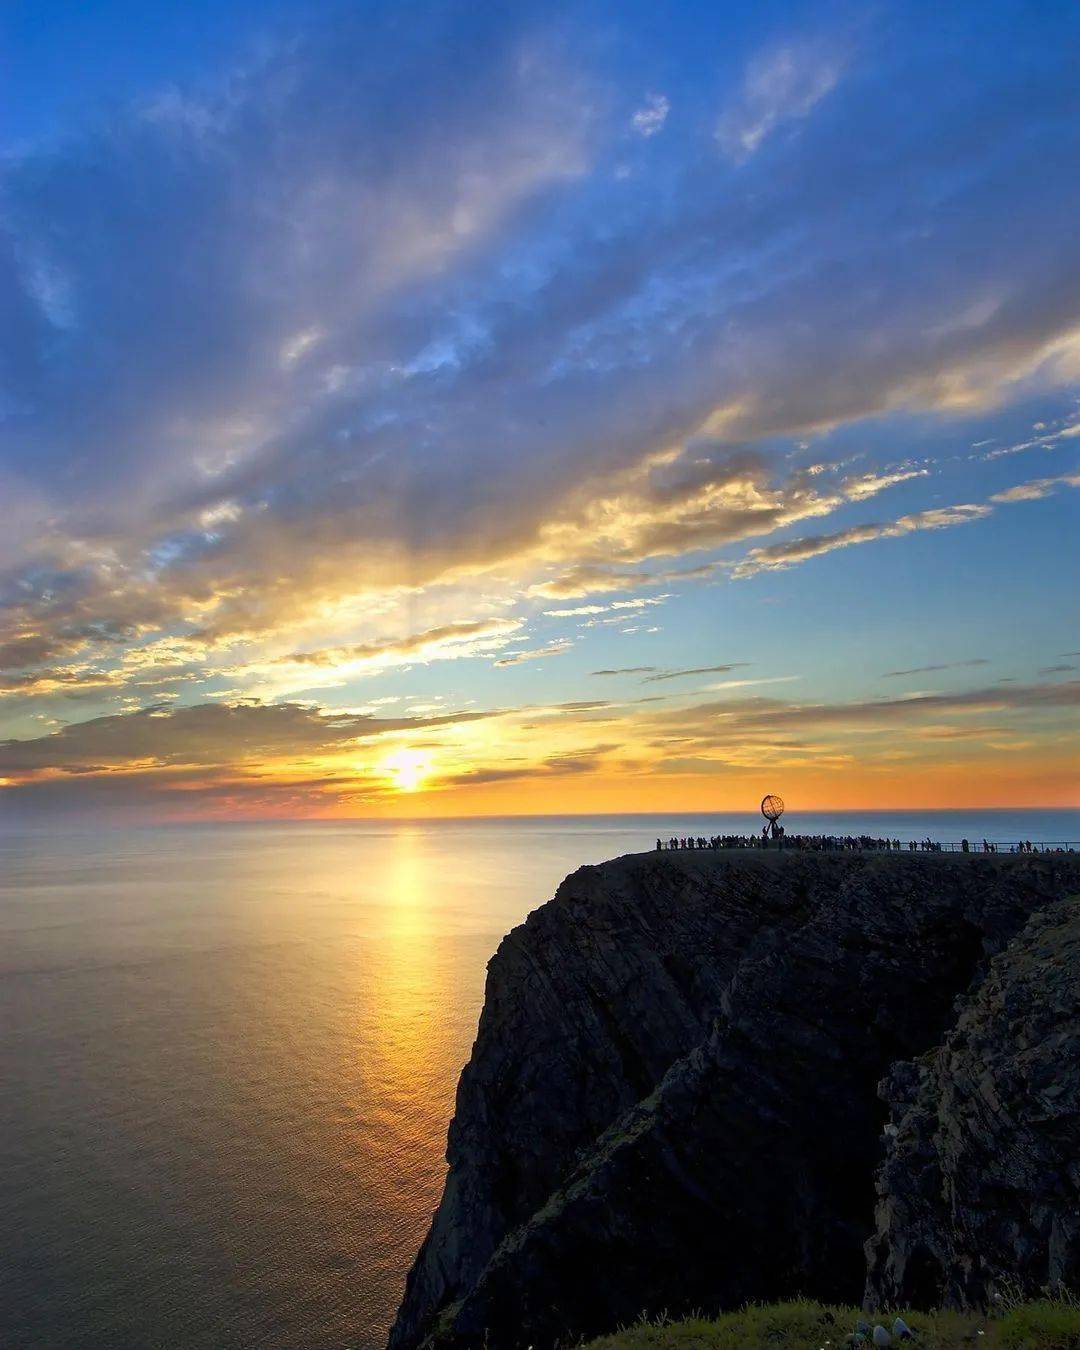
{"left": 0, "top": 0, "right": 1078, "bottom": 820}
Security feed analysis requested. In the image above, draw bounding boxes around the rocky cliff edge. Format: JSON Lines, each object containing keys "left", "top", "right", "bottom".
{"left": 388, "top": 850, "right": 1080, "bottom": 1350}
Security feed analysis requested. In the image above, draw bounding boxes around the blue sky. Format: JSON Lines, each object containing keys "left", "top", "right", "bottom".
{"left": 0, "top": 0, "right": 1077, "bottom": 817}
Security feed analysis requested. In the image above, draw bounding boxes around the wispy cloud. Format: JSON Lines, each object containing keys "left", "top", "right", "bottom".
{"left": 883, "top": 659, "right": 989, "bottom": 678}
{"left": 716, "top": 40, "right": 845, "bottom": 161}
{"left": 981, "top": 415, "right": 1080, "bottom": 459}
{"left": 493, "top": 641, "right": 572, "bottom": 667}
{"left": 648, "top": 679, "right": 1080, "bottom": 742}
{"left": 643, "top": 664, "right": 749, "bottom": 684}
{"left": 631, "top": 93, "right": 669, "bottom": 138}
{"left": 702, "top": 675, "right": 800, "bottom": 692}
{"left": 989, "top": 471, "right": 1080, "bottom": 502}
{"left": 732, "top": 505, "right": 991, "bottom": 578}
{"left": 543, "top": 597, "right": 666, "bottom": 618}
{"left": 250, "top": 619, "right": 523, "bottom": 674}
{"left": 530, "top": 456, "right": 933, "bottom": 599}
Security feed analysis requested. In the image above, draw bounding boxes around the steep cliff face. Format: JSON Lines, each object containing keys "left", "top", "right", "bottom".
{"left": 389, "top": 851, "right": 1080, "bottom": 1350}
{"left": 866, "top": 895, "right": 1080, "bottom": 1309}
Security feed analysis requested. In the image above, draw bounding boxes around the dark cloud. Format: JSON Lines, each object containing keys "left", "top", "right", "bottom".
{"left": 0, "top": 666, "right": 124, "bottom": 697}
{"left": 441, "top": 744, "right": 619, "bottom": 788}
{"left": 0, "top": 700, "right": 493, "bottom": 777}
{"left": 650, "top": 680, "right": 1080, "bottom": 743}
{"left": 883, "top": 659, "right": 989, "bottom": 678}
{"left": 589, "top": 667, "right": 657, "bottom": 676}
{"left": 643, "top": 664, "right": 749, "bottom": 684}
{"left": 0, "top": 632, "right": 93, "bottom": 671}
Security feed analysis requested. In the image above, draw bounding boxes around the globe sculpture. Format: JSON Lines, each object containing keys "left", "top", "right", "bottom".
{"left": 761, "top": 793, "right": 785, "bottom": 841}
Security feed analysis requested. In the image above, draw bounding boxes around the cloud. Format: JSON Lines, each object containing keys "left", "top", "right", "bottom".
{"left": 989, "top": 471, "right": 1080, "bottom": 502}
{"left": 1037, "top": 664, "right": 1076, "bottom": 676}
{"left": 702, "top": 675, "right": 800, "bottom": 692}
{"left": 542, "top": 596, "right": 665, "bottom": 617}
{"left": 441, "top": 743, "right": 617, "bottom": 788}
{"left": 0, "top": 631, "right": 95, "bottom": 671}
{"left": 841, "top": 468, "right": 928, "bottom": 500}
{"left": 530, "top": 566, "right": 668, "bottom": 600}
{"left": 653, "top": 679, "right": 1080, "bottom": 739}
{"left": 0, "top": 664, "right": 128, "bottom": 699}
{"left": 732, "top": 504, "right": 991, "bottom": 578}
{"left": 493, "top": 641, "right": 572, "bottom": 667}
{"left": 716, "top": 41, "right": 845, "bottom": 161}
{"left": 2, "top": 669, "right": 1075, "bottom": 817}
{"left": 630, "top": 93, "right": 669, "bottom": 138}
{"left": 3, "top": 1, "right": 1080, "bottom": 802}
{"left": 254, "top": 618, "right": 523, "bottom": 673}
{"left": 982, "top": 414, "right": 1080, "bottom": 459}
{"left": 526, "top": 454, "right": 935, "bottom": 598}
{"left": 731, "top": 467, "right": 1078, "bottom": 579}
{"left": 589, "top": 666, "right": 656, "bottom": 677}
{"left": 883, "top": 659, "right": 989, "bottom": 678}
{"left": 0, "top": 699, "right": 494, "bottom": 778}
{"left": 643, "top": 663, "right": 749, "bottom": 684}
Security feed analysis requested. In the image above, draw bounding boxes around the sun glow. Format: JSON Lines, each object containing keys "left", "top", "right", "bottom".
{"left": 382, "top": 747, "right": 432, "bottom": 793}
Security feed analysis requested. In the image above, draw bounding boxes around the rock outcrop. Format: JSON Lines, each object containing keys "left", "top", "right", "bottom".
{"left": 389, "top": 850, "right": 1080, "bottom": 1350}
{"left": 866, "top": 895, "right": 1080, "bottom": 1309}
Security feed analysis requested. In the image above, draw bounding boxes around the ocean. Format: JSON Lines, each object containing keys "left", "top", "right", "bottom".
{"left": 2, "top": 811, "right": 1077, "bottom": 1349}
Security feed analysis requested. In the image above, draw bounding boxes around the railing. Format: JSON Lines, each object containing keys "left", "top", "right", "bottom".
{"left": 656, "top": 838, "right": 1079, "bottom": 854}
{"left": 898, "top": 841, "right": 1078, "bottom": 854}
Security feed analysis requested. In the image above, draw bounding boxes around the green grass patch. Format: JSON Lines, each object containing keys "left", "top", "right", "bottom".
{"left": 999, "top": 1300, "right": 1080, "bottom": 1350}
{"left": 583, "top": 1298, "right": 1080, "bottom": 1350}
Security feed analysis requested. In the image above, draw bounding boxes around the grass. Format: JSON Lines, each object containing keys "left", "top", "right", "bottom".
{"left": 582, "top": 1298, "right": 1080, "bottom": 1350}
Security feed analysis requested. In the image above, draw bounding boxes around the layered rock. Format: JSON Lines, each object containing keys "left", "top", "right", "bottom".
{"left": 389, "top": 850, "right": 1080, "bottom": 1350}
{"left": 866, "top": 895, "right": 1080, "bottom": 1309}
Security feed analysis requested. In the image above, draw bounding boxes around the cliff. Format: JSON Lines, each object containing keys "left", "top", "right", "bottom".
{"left": 388, "top": 850, "right": 1080, "bottom": 1350}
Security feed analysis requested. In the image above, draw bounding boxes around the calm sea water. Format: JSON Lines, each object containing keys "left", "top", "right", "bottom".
{"left": 2, "top": 811, "right": 1077, "bottom": 1349}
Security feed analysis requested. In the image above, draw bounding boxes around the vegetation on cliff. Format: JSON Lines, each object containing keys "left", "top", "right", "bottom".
{"left": 585, "top": 1299, "right": 1080, "bottom": 1350}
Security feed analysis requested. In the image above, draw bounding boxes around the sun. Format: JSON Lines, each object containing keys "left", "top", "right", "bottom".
{"left": 382, "top": 747, "right": 431, "bottom": 793}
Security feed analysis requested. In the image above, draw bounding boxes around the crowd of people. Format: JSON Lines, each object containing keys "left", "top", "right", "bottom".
{"left": 655, "top": 834, "right": 1059, "bottom": 854}
{"left": 657, "top": 833, "right": 906, "bottom": 852}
